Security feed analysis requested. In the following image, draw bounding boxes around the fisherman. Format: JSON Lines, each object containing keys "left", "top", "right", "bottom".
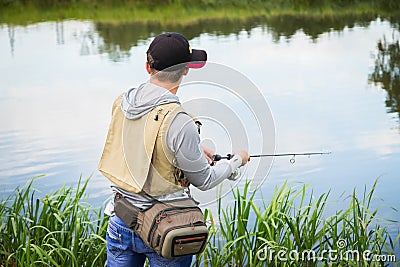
{"left": 99, "top": 32, "right": 250, "bottom": 267}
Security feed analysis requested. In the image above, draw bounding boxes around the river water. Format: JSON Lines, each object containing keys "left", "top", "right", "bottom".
{"left": 0, "top": 16, "right": 399, "bottom": 239}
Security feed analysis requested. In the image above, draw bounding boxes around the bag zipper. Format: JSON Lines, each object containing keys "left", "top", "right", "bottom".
{"left": 159, "top": 221, "right": 207, "bottom": 255}
{"left": 147, "top": 206, "right": 202, "bottom": 244}
{"left": 175, "top": 235, "right": 207, "bottom": 244}
{"left": 161, "top": 221, "right": 206, "bottom": 245}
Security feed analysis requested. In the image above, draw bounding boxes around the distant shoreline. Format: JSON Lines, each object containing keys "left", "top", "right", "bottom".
{"left": 1, "top": 1, "right": 400, "bottom": 25}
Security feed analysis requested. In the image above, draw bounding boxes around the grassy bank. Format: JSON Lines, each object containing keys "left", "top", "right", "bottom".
{"left": 0, "top": 178, "right": 399, "bottom": 266}
{"left": 197, "top": 181, "right": 400, "bottom": 266}
{"left": 1, "top": 0, "right": 400, "bottom": 25}
{"left": 0, "top": 177, "right": 108, "bottom": 267}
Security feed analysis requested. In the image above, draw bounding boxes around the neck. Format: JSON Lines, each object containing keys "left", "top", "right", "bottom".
{"left": 150, "top": 77, "right": 180, "bottom": 95}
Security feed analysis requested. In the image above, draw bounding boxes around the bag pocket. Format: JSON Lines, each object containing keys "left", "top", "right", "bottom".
{"left": 114, "top": 193, "right": 141, "bottom": 230}
{"left": 163, "top": 225, "right": 208, "bottom": 258}
{"left": 146, "top": 205, "right": 208, "bottom": 258}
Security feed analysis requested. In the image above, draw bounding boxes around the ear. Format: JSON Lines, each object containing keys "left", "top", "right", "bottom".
{"left": 145, "top": 62, "right": 152, "bottom": 74}
{"left": 183, "top": 66, "right": 189, "bottom": 76}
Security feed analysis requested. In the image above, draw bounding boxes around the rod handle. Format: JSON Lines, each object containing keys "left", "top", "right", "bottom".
{"left": 210, "top": 154, "right": 233, "bottom": 165}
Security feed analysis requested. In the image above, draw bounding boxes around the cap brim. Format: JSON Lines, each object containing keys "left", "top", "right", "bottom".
{"left": 187, "top": 49, "right": 207, "bottom": 69}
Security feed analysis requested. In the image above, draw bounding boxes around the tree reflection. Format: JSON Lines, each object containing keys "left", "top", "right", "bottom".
{"left": 94, "top": 13, "right": 379, "bottom": 61}
{"left": 94, "top": 16, "right": 265, "bottom": 61}
{"left": 369, "top": 34, "right": 400, "bottom": 120}
{"left": 265, "top": 13, "right": 376, "bottom": 42}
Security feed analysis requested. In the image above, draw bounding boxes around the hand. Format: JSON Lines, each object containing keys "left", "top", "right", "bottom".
{"left": 233, "top": 150, "right": 250, "bottom": 166}
{"left": 228, "top": 169, "right": 241, "bottom": 181}
{"left": 201, "top": 145, "right": 215, "bottom": 165}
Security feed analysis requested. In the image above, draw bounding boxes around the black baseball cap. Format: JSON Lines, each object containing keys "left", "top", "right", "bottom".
{"left": 146, "top": 32, "right": 207, "bottom": 71}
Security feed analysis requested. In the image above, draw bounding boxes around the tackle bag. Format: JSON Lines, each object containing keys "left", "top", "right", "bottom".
{"left": 114, "top": 193, "right": 209, "bottom": 258}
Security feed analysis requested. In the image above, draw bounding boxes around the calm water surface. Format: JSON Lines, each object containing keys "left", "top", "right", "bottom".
{"left": 0, "top": 17, "right": 399, "bottom": 236}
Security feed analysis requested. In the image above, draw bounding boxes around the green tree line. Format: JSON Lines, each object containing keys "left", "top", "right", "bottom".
{"left": 1, "top": 0, "right": 400, "bottom": 11}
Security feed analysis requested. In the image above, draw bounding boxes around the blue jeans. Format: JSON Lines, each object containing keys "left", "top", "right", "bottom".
{"left": 106, "top": 215, "right": 193, "bottom": 267}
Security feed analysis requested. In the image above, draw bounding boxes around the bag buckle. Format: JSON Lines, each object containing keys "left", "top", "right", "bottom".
{"left": 156, "top": 213, "right": 167, "bottom": 224}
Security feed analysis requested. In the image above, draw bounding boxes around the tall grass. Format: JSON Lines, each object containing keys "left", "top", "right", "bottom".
{"left": 0, "top": 176, "right": 108, "bottom": 267}
{"left": 0, "top": 177, "right": 398, "bottom": 266}
{"left": 197, "top": 180, "right": 400, "bottom": 267}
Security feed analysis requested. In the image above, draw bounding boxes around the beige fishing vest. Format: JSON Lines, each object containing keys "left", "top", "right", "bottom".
{"left": 98, "top": 94, "right": 197, "bottom": 196}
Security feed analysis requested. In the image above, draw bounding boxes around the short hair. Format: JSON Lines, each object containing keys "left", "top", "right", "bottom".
{"left": 151, "top": 66, "right": 186, "bottom": 83}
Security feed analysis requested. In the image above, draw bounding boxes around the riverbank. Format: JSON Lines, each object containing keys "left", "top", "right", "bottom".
{"left": 1, "top": 0, "right": 399, "bottom": 25}
{"left": 0, "top": 177, "right": 398, "bottom": 266}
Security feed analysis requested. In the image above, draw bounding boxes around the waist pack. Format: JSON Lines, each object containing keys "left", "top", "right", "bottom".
{"left": 114, "top": 193, "right": 209, "bottom": 258}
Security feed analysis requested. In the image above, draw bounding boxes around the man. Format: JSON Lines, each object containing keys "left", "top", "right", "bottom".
{"left": 99, "top": 32, "right": 250, "bottom": 267}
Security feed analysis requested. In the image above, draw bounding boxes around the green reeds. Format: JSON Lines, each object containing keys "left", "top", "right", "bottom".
{"left": 197, "top": 180, "right": 400, "bottom": 267}
{"left": 0, "top": 177, "right": 398, "bottom": 266}
{"left": 0, "top": 176, "right": 108, "bottom": 267}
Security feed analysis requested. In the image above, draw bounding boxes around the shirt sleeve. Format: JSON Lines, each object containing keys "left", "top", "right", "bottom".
{"left": 167, "top": 112, "right": 242, "bottom": 191}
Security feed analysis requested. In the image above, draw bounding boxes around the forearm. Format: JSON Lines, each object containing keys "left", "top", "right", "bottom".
{"left": 187, "top": 154, "right": 242, "bottom": 191}
{"left": 168, "top": 113, "right": 242, "bottom": 191}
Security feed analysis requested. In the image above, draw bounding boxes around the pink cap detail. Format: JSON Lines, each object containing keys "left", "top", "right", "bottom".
{"left": 187, "top": 61, "right": 207, "bottom": 69}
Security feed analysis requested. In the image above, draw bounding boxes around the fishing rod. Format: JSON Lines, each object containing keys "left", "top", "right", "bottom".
{"left": 211, "top": 151, "right": 331, "bottom": 164}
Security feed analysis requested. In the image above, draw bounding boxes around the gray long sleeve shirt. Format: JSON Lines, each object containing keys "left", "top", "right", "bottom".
{"left": 104, "top": 82, "right": 242, "bottom": 213}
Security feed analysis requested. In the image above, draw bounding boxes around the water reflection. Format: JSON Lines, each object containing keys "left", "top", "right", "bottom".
{"left": 94, "top": 16, "right": 266, "bottom": 61}
{"left": 56, "top": 21, "right": 64, "bottom": 45}
{"left": 93, "top": 13, "right": 381, "bottom": 61}
{"left": 3, "top": 14, "right": 397, "bottom": 62}
{"left": 369, "top": 34, "right": 400, "bottom": 123}
{"left": 7, "top": 25, "right": 15, "bottom": 56}
{"left": 265, "top": 13, "right": 377, "bottom": 41}
{"left": 1, "top": 16, "right": 400, "bottom": 226}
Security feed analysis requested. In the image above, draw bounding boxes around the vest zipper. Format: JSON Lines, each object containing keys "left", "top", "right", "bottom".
{"left": 154, "top": 107, "right": 164, "bottom": 121}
